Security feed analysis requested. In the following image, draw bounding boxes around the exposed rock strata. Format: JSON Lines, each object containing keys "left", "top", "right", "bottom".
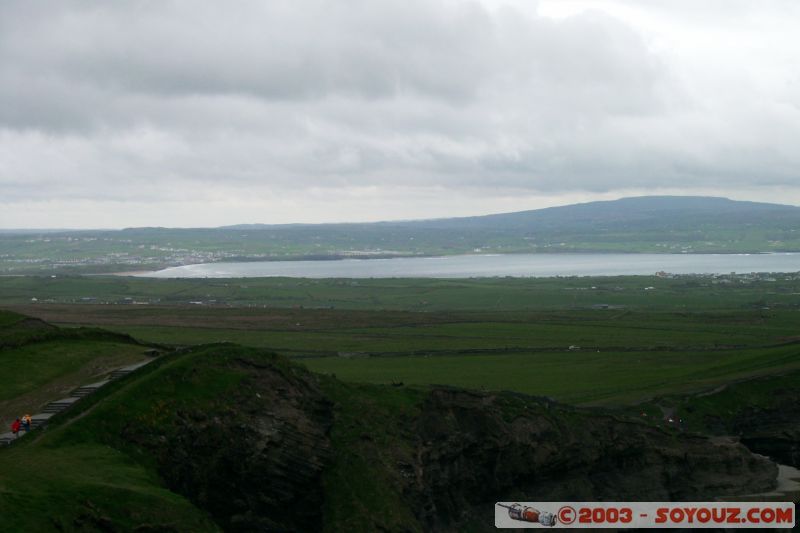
{"left": 120, "top": 356, "right": 779, "bottom": 532}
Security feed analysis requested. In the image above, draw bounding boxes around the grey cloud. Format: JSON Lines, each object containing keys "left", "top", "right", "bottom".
{"left": 1, "top": 1, "right": 495, "bottom": 103}
{"left": 0, "top": 0, "right": 798, "bottom": 219}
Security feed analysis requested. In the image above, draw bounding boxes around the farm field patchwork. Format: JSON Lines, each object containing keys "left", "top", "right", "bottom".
{"left": 302, "top": 344, "right": 800, "bottom": 405}
{"left": 1, "top": 274, "right": 799, "bottom": 530}
{"left": 2, "top": 273, "right": 800, "bottom": 310}
{"left": 3, "top": 275, "right": 799, "bottom": 407}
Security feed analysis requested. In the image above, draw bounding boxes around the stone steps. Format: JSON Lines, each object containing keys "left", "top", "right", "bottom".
{"left": 2, "top": 357, "right": 157, "bottom": 447}
{"left": 30, "top": 413, "right": 53, "bottom": 429}
{"left": 109, "top": 361, "right": 151, "bottom": 379}
{"left": 42, "top": 397, "right": 81, "bottom": 413}
{"left": 71, "top": 380, "right": 111, "bottom": 398}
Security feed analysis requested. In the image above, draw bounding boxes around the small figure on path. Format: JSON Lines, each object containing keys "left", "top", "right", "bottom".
{"left": 11, "top": 418, "right": 21, "bottom": 439}
{"left": 22, "top": 414, "right": 31, "bottom": 433}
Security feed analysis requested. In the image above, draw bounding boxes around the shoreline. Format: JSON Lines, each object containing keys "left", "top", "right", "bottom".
{"left": 10, "top": 250, "right": 800, "bottom": 278}
{"left": 129, "top": 252, "right": 800, "bottom": 279}
{"left": 735, "top": 463, "right": 800, "bottom": 501}
{"left": 106, "top": 270, "right": 157, "bottom": 276}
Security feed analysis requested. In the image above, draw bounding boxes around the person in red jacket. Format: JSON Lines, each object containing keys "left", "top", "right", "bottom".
{"left": 10, "top": 418, "right": 21, "bottom": 438}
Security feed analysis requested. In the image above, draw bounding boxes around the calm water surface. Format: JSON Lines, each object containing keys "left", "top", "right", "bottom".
{"left": 141, "top": 253, "right": 800, "bottom": 278}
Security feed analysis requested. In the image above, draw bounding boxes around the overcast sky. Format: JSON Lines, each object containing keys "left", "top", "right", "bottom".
{"left": 1, "top": 0, "right": 799, "bottom": 228}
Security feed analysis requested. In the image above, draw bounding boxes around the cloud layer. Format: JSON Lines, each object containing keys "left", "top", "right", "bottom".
{"left": 1, "top": 0, "right": 799, "bottom": 227}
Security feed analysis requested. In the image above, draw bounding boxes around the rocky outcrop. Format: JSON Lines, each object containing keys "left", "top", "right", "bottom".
{"left": 686, "top": 375, "right": 800, "bottom": 468}
{"left": 734, "top": 404, "right": 800, "bottom": 468}
{"left": 114, "top": 350, "right": 780, "bottom": 532}
{"left": 121, "top": 356, "right": 334, "bottom": 532}
{"left": 411, "top": 389, "right": 777, "bottom": 531}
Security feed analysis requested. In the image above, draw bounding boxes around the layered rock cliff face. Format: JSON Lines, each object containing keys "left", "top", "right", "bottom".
{"left": 115, "top": 349, "right": 779, "bottom": 532}
{"left": 121, "top": 355, "right": 335, "bottom": 532}
{"left": 411, "top": 389, "right": 776, "bottom": 531}
{"left": 733, "top": 402, "right": 800, "bottom": 468}
{"left": 683, "top": 373, "right": 800, "bottom": 469}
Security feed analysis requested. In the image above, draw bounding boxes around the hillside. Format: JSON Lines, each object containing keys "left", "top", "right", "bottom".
{"left": 0, "top": 343, "right": 783, "bottom": 531}
{"left": 0, "top": 310, "right": 153, "bottom": 429}
{"left": 1, "top": 308, "right": 798, "bottom": 529}
{"left": 228, "top": 195, "right": 800, "bottom": 231}
{"left": 409, "top": 196, "right": 800, "bottom": 230}
{"left": 656, "top": 370, "right": 800, "bottom": 469}
{"left": 220, "top": 196, "right": 800, "bottom": 255}
{"left": 2, "top": 196, "right": 800, "bottom": 273}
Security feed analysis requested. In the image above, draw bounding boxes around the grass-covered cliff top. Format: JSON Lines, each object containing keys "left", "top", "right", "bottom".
{"left": 0, "top": 342, "right": 783, "bottom": 531}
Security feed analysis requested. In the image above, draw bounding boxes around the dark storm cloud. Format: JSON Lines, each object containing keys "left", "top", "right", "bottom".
{"left": 0, "top": 0, "right": 798, "bottom": 225}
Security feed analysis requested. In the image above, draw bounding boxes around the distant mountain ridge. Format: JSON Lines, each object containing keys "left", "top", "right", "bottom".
{"left": 3, "top": 196, "right": 800, "bottom": 275}
{"left": 222, "top": 196, "right": 800, "bottom": 231}
{"left": 207, "top": 195, "right": 800, "bottom": 258}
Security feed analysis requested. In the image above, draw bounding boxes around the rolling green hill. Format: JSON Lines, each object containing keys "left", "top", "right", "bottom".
{"left": 0, "top": 342, "right": 785, "bottom": 531}
{"left": 0, "top": 310, "right": 153, "bottom": 429}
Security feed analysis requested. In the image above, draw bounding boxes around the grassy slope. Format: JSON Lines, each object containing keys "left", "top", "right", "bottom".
{"left": 3, "top": 342, "right": 794, "bottom": 531}
{"left": 1, "top": 340, "right": 148, "bottom": 403}
{"left": 0, "top": 444, "right": 216, "bottom": 532}
{"left": 0, "top": 350, "right": 224, "bottom": 532}
{"left": 318, "top": 379, "right": 425, "bottom": 532}
{"left": 0, "top": 310, "right": 24, "bottom": 328}
{"left": 0, "top": 303, "right": 796, "bottom": 529}
{"left": 0, "top": 340, "right": 151, "bottom": 429}
{"left": 0, "top": 344, "right": 427, "bottom": 532}
{"left": 646, "top": 369, "right": 800, "bottom": 434}
{"left": 0, "top": 311, "right": 152, "bottom": 428}
{"left": 2, "top": 274, "right": 800, "bottom": 310}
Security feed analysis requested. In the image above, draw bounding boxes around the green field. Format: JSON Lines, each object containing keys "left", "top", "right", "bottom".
{"left": 3, "top": 275, "right": 800, "bottom": 407}
{"left": 303, "top": 344, "right": 800, "bottom": 405}
{"left": 2, "top": 273, "right": 799, "bottom": 310}
{"left": 1, "top": 273, "right": 799, "bottom": 530}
